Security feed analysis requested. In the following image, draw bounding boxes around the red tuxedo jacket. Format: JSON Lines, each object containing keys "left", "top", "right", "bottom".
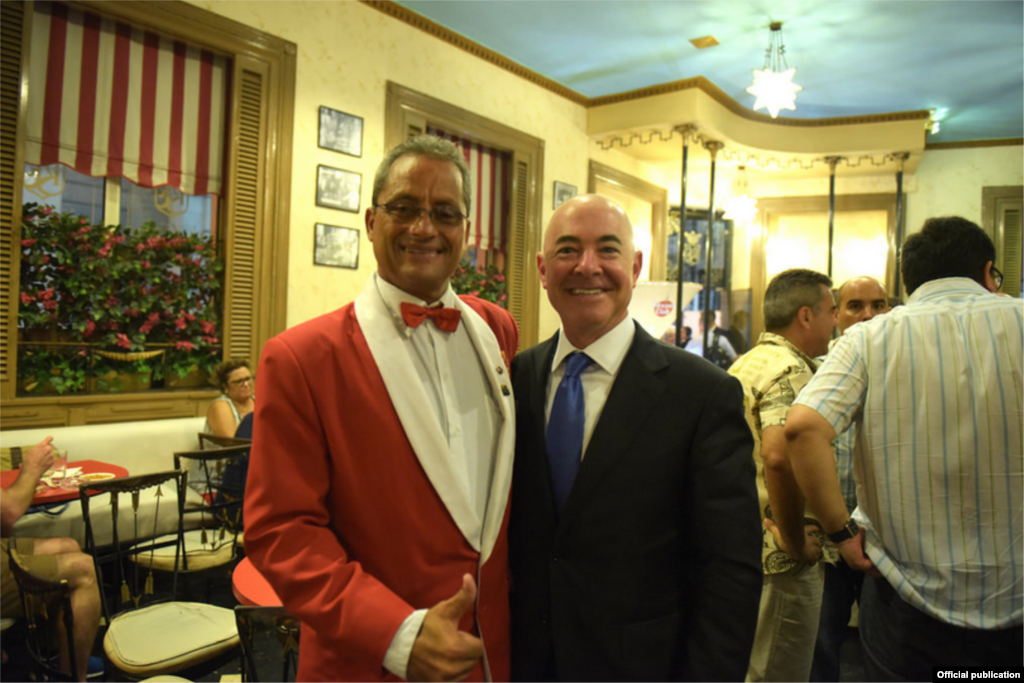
{"left": 245, "top": 287, "right": 518, "bottom": 682}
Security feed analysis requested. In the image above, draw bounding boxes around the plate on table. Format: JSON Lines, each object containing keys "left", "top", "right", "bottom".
{"left": 79, "top": 472, "right": 116, "bottom": 482}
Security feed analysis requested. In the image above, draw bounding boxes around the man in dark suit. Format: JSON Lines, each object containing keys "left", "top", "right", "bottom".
{"left": 509, "top": 194, "right": 763, "bottom": 681}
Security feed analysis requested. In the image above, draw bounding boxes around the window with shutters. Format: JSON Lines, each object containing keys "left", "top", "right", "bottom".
{"left": 0, "top": 1, "right": 294, "bottom": 428}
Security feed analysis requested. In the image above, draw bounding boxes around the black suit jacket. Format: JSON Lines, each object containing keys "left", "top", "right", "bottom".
{"left": 509, "top": 324, "right": 762, "bottom": 682}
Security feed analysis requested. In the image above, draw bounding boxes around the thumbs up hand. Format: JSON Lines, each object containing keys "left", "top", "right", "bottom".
{"left": 406, "top": 574, "right": 484, "bottom": 682}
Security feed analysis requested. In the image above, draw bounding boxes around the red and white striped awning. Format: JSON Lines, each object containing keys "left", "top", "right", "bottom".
{"left": 24, "top": 2, "right": 229, "bottom": 196}
{"left": 428, "top": 127, "right": 510, "bottom": 252}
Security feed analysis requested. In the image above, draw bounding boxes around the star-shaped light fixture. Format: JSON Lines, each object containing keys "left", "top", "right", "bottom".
{"left": 746, "top": 22, "right": 802, "bottom": 118}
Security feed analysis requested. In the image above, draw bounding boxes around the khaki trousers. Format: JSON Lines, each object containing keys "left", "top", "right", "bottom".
{"left": 746, "top": 561, "right": 825, "bottom": 682}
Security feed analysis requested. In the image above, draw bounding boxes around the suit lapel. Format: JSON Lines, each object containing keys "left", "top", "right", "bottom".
{"left": 561, "top": 325, "right": 670, "bottom": 520}
{"left": 452, "top": 296, "right": 516, "bottom": 563}
{"left": 354, "top": 281, "right": 481, "bottom": 551}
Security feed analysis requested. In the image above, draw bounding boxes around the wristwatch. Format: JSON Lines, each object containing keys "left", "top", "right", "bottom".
{"left": 826, "top": 518, "right": 860, "bottom": 544}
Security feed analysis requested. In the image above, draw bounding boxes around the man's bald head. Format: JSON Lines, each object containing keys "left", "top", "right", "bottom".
{"left": 835, "top": 276, "right": 890, "bottom": 334}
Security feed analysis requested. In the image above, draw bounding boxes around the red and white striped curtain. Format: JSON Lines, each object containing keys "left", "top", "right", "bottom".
{"left": 25, "top": 2, "right": 229, "bottom": 196}
{"left": 428, "top": 127, "right": 510, "bottom": 252}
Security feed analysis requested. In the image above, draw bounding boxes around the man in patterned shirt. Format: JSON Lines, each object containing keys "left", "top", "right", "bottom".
{"left": 728, "top": 268, "right": 837, "bottom": 682}
{"left": 786, "top": 216, "right": 1023, "bottom": 678}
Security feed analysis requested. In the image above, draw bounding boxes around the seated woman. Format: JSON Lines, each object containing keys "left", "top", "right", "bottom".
{"left": 195, "top": 360, "right": 254, "bottom": 499}
{"left": 204, "top": 360, "right": 255, "bottom": 438}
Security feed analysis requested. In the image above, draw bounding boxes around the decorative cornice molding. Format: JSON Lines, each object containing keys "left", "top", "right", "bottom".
{"left": 361, "top": 1, "right": 588, "bottom": 105}
{"left": 925, "top": 138, "right": 1023, "bottom": 150}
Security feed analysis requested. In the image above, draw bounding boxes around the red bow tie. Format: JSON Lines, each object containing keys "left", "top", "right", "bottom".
{"left": 400, "top": 302, "right": 462, "bottom": 333}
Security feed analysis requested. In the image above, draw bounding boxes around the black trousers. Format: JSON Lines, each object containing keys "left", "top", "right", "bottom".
{"left": 860, "top": 576, "right": 1023, "bottom": 681}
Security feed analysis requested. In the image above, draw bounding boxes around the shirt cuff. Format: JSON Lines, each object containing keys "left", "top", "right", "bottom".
{"left": 383, "top": 608, "right": 428, "bottom": 681}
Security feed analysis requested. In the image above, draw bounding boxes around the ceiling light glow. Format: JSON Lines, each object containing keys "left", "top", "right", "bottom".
{"left": 746, "top": 22, "right": 802, "bottom": 119}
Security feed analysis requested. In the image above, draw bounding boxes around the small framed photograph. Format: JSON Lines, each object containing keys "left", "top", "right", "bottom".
{"left": 314, "top": 223, "right": 360, "bottom": 269}
{"left": 316, "top": 165, "right": 361, "bottom": 213}
{"left": 554, "top": 181, "right": 577, "bottom": 209}
{"left": 318, "top": 106, "right": 363, "bottom": 157}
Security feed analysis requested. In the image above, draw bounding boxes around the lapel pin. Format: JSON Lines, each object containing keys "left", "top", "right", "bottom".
{"left": 496, "top": 365, "right": 504, "bottom": 375}
{"left": 501, "top": 385, "right": 510, "bottom": 396}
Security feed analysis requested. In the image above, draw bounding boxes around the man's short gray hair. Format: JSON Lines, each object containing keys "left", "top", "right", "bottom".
{"left": 763, "top": 268, "right": 833, "bottom": 332}
{"left": 371, "top": 134, "right": 472, "bottom": 212}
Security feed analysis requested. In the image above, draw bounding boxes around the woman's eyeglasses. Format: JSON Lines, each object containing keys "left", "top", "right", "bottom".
{"left": 229, "top": 376, "right": 255, "bottom": 387}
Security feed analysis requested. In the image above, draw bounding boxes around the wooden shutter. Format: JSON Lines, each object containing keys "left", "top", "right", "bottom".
{"left": 998, "top": 200, "right": 1023, "bottom": 298}
{"left": 505, "top": 156, "right": 531, "bottom": 347}
{"left": 0, "top": 0, "right": 26, "bottom": 392}
{"left": 222, "top": 60, "right": 265, "bottom": 363}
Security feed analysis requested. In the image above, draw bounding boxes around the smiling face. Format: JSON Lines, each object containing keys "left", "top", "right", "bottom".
{"left": 365, "top": 154, "right": 467, "bottom": 302}
{"left": 836, "top": 277, "right": 890, "bottom": 334}
{"left": 538, "top": 195, "right": 642, "bottom": 348}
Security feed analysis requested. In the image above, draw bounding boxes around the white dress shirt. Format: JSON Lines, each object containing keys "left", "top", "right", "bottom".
{"left": 374, "top": 275, "right": 500, "bottom": 678}
{"left": 545, "top": 316, "right": 636, "bottom": 459}
{"left": 796, "top": 277, "right": 1023, "bottom": 629}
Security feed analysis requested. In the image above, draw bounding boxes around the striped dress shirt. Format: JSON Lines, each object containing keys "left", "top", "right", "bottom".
{"left": 796, "top": 277, "right": 1023, "bottom": 629}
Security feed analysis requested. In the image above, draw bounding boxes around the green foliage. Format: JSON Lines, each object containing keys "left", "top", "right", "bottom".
{"left": 17, "top": 203, "right": 224, "bottom": 394}
{"left": 450, "top": 261, "right": 508, "bottom": 308}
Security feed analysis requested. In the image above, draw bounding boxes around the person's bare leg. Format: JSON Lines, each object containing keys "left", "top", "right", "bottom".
{"left": 33, "top": 538, "right": 100, "bottom": 681}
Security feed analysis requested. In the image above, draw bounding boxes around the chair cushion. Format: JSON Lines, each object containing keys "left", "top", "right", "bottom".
{"left": 104, "top": 602, "right": 238, "bottom": 676}
{"left": 129, "top": 529, "right": 236, "bottom": 572}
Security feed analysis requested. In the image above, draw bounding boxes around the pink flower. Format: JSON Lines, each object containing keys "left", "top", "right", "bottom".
{"left": 84, "top": 320, "right": 96, "bottom": 337}
{"left": 40, "top": 255, "right": 50, "bottom": 264}
{"left": 498, "top": 293, "right": 507, "bottom": 302}
{"left": 139, "top": 321, "right": 155, "bottom": 334}
{"left": 194, "top": 244, "right": 205, "bottom": 252}
{"left": 43, "top": 300, "right": 57, "bottom": 310}
{"left": 175, "top": 341, "right": 195, "bottom": 351}
{"left": 200, "top": 320, "right": 216, "bottom": 335}
{"left": 41, "top": 207, "right": 53, "bottom": 215}
{"left": 80, "top": 218, "right": 88, "bottom": 225}
{"left": 147, "top": 312, "right": 161, "bottom": 324}
{"left": 39, "top": 287, "right": 55, "bottom": 301}
{"left": 20, "top": 291, "right": 35, "bottom": 304}
{"left": 468, "top": 290, "right": 480, "bottom": 297}
{"left": 140, "top": 260, "right": 151, "bottom": 269}
{"left": 203, "top": 335, "right": 219, "bottom": 344}
{"left": 21, "top": 238, "right": 36, "bottom": 247}
{"left": 494, "top": 274, "right": 506, "bottom": 283}
{"left": 135, "top": 243, "right": 145, "bottom": 254}
{"left": 115, "top": 333, "right": 131, "bottom": 349}
{"left": 175, "top": 317, "right": 187, "bottom": 330}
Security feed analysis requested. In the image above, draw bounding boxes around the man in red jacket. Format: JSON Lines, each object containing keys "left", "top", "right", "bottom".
{"left": 245, "top": 135, "right": 518, "bottom": 682}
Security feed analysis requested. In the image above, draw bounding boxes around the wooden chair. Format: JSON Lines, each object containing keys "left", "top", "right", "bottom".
{"left": 79, "top": 469, "right": 238, "bottom": 679}
{"left": 234, "top": 606, "right": 300, "bottom": 683}
{"left": 7, "top": 542, "right": 77, "bottom": 682}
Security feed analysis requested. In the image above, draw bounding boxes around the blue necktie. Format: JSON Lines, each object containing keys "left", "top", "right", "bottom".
{"left": 546, "top": 352, "right": 594, "bottom": 514}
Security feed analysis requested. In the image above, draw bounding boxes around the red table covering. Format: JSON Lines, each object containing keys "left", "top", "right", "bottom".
{"left": 0, "top": 459, "right": 130, "bottom": 506}
{"left": 233, "top": 556, "right": 282, "bottom": 607}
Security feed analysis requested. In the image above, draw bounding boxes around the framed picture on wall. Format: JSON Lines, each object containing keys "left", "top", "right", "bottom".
{"left": 316, "top": 165, "right": 361, "bottom": 213}
{"left": 314, "top": 223, "right": 360, "bottom": 269}
{"left": 318, "top": 106, "right": 363, "bottom": 157}
{"left": 554, "top": 181, "right": 577, "bottom": 209}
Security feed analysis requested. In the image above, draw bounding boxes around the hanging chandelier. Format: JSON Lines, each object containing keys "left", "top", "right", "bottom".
{"left": 746, "top": 22, "right": 802, "bottom": 119}
{"left": 723, "top": 165, "right": 757, "bottom": 225}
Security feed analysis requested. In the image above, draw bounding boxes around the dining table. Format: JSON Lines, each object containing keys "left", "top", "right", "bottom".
{"left": 0, "top": 459, "right": 129, "bottom": 507}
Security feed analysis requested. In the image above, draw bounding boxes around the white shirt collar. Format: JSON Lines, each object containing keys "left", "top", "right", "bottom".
{"left": 551, "top": 315, "right": 636, "bottom": 375}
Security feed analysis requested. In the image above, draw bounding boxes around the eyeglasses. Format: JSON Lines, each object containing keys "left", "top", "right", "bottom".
{"left": 228, "top": 375, "right": 255, "bottom": 387}
{"left": 991, "top": 265, "right": 1004, "bottom": 291}
{"left": 375, "top": 201, "right": 466, "bottom": 227}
